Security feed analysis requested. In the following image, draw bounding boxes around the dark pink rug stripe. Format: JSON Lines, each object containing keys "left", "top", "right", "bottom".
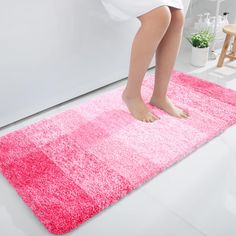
{"left": 171, "top": 70, "right": 236, "bottom": 106}
{"left": 0, "top": 133, "right": 99, "bottom": 234}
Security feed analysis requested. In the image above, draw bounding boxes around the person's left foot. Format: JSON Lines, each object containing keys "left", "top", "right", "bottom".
{"left": 150, "top": 96, "right": 188, "bottom": 118}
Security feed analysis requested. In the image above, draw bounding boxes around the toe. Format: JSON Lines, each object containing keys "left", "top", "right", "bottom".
{"left": 148, "top": 116, "right": 154, "bottom": 122}
{"left": 183, "top": 110, "right": 189, "bottom": 117}
{"left": 151, "top": 117, "right": 156, "bottom": 122}
{"left": 183, "top": 109, "right": 189, "bottom": 115}
{"left": 153, "top": 114, "right": 159, "bottom": 119}
{"left": 153, "top": 116, "right": 159, "bottom": 121}
{"left": 181, "top": 112, "right": 188, "bottom": 118}
{"left": 152, "top": 116, "right": 157, "bottom": 122}
{"left": 150, "top": 113, "right": 158, "bottom": 122}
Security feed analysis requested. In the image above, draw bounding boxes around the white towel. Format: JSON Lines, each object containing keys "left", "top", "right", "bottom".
{"left": 101, "top": 0, "right": 184, "bottom": 21}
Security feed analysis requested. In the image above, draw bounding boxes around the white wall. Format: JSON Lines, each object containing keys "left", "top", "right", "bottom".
{"left": 0, "top": 0, "right": 190, "bottom": 128}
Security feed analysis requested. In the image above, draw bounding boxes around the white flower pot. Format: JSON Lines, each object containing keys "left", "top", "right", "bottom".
{"left": 191, "top": 46, "right": 209, "bottom": 67}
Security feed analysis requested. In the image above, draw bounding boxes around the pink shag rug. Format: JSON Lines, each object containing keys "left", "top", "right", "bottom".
{"left": 1, "top": 70, "right": 236, "bottom": 234}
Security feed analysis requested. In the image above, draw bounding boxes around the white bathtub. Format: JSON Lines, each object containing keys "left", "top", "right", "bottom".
{"left": 0, "top": 0, "right": 191, "bottom": 128}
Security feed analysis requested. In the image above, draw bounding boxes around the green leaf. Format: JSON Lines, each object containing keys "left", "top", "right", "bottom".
{"left": 185, "top": 29, "right": 215, "bottom": 48}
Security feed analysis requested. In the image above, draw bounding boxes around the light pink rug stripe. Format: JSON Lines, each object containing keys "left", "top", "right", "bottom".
{"left": 1, "top": 71, "right": 236, "bottom": 234}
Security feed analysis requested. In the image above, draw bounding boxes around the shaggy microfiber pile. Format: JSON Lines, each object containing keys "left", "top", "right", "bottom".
{"left": 1, "top": 71, "right": 236, "bottom": 234}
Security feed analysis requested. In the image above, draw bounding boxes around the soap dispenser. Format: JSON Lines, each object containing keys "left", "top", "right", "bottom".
{"left": 222, "top": 12, "right": 229, "bottom": 26}
{"left": 219, "top": 12, "right": 230, "bottom": 39}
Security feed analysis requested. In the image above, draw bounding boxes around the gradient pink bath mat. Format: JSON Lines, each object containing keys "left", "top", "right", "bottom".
{"left": 1, "top": 70, "right": 236, "bottom": 234}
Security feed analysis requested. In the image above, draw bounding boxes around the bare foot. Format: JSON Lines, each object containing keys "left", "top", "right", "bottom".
{"left": 122, "top": 90, "right": 158, "bottom": 122}
{"left": 150, "top": 96, "right": 188, "bottom": 118}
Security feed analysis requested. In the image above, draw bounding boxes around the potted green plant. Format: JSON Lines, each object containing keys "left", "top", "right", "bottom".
{"left": 186, "top": 30, "right": 215, "bottom": 67}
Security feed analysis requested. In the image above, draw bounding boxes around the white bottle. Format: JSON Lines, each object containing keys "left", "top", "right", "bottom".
{"left": 210, "top": 16, "right": 216, "bottom": 34}
{"left": 203, "top": 12, "right": 211, "bottom": 31}
{"left": 194, "top": 14, "right": 203, "bottom": 32}
{"left": 216, "top": 15, "right": 223, "bottom": 39}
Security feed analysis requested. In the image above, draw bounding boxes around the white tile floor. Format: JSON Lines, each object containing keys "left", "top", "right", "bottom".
{"left": 0, "top": 42, "right": 236, "bottom": 236}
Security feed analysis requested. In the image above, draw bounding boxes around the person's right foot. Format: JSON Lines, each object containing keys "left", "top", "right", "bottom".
{"left": 150, "top": 95, "right": 188, "bottom": 119}
{"left": 122, "top": 90, "right": 159, "bottom": 122}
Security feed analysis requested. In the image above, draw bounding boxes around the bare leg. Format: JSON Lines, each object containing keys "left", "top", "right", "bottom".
{"left": 122, "top": 6, "right": 171, "bottom": 122}
{"left": 150, "top": 7, "right": 188, "bottom": 118}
